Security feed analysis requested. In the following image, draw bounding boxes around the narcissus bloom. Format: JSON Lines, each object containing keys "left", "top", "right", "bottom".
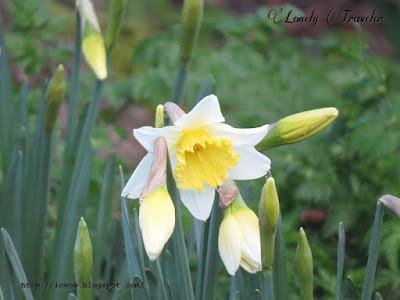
{"left": 218, "top": 194, "right": 262, "bottom": 275}
{"left": 122, "top": 95, "right": 271, "bottom": 221}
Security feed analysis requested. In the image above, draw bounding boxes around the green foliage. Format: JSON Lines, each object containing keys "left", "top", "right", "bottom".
{"left": 129, "top": 7, "right": 400, "bottom": 298}
{"left": 7, "top": 0, "right": 70, "bottom": 75}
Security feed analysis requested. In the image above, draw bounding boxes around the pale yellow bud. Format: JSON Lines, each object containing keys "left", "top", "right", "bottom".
{"left": 139, "top": 184, "right": 175, "bottom": 261}
{"left": 257, "top": 108, "right": 338, "bottom": 150}
{"left": 155, "top": 104, "right": 164, "bottom": 128}
{"left": 77, "top": 0, "right": 107, "bottom": 80}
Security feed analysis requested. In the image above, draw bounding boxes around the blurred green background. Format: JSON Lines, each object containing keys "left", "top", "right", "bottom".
{"left": 1, "top": 0, "right": 400, "bottom": 298}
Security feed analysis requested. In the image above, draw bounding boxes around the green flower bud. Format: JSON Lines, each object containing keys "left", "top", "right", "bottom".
{"left": 258, "top": 177, "right": 280, "bottom": 269}
{"left": 179, "top": 0, "right": 203, "bottom": 68}
{"left": 105, "top": 0, "right": 127, "bottom": 51}
{"left": 74, "top": 217, "right": 93, "bottom": 300}
{"left": 257, "top": 108, "right": 339, "bottom": 150}
{"left": 78, "top": 0, "right": 107, "bottom": 80}
{"left": 295, "top": 227, "right": 313, "bottom": 300}
{"left": 155, "top": 104, "right": 164, "bottom": 128}
{"left": 45, "top": 65, "right": 65, "bottom": 133}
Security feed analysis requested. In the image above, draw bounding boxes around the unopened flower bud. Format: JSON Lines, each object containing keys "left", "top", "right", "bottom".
{"left": 296, "top": 227, "right": 313, "bottom": 300}
{"left": 45, "top": 65, "right": 65, "bottom": 133}
{"left": 139, "top": 137, "right": 175, "bottom": 261}
{"left": 77, "top": 0, "right": 107, "bottom": 80}
{"left": 179, "top": 0, "right": 203, "bottom": 68}
{"left": 74, "top": 217, "right": 93, "bottom": 300}
{"left": 258, "top": 177, "right": 280, "bottom": 268}
{"left": 155, "top": 104, "right": 165, "bottom": 128}
{"left": 105, "top": 0, "right": 127, "bottom": 51}
{"left": 258, "top": 108, "right": 339, "bottom": 150}
{"left": 219, "top": 192, "right": 261, "bottom": 275}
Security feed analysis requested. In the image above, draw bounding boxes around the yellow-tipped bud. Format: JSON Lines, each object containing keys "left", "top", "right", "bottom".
{"left": 258, "top": 177, "right": 280, "bottom": 268}
{"left": 139, "top": 183, "right": 175, "bottom": 261}
{"left": 257, "top": 107, "right": 339, "bottom": 150}
{"left": 155, "top": 104, "right": 165, "bottom": 128}
{"left": 45, "top": 65, "right": 65, "bottom": 133}
{"left": 218, "top": 193, "right": 261, "bottom": 275}
{"left": 74, "top": 217, "right": 93, "bottom": 300}
{"left": 105, "top": 0, "right": 127, "bottom": 51}
{"left": 179, "top": 0, "right": 203, "bottom": 68}
{"left": 296, "top": 227, "right": 313, "bottom": 300}
{"left": 78, "top": 0, "right": 108, "bottom": 80}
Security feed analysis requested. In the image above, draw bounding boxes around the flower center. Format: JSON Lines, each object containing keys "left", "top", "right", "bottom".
{"left": 174, "top": 127, "right": 239, "bottom": 193}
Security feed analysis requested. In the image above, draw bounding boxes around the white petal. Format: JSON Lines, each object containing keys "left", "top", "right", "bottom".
{"left": 218, "top": 214, "right": 243, "bottom": 276}
{"left": 228, "top": 146, "right": 271, "bottom": 180}
{"left": 179, "top": 184, "right": 215, "bottom": 221}
{"left": 207, "top": 123, "right": 269, "bottom": 146}
{"left": 174, "top": 94, "right": 225, "bottom": 129}
{"left": 134, "top": 126, "right": 181, "bottom": 152}
{"left": 121, "top": 153, "right": 154, "bottom": 199}
{"left": 235, "top": 209, "right": 262, "bottom": 273}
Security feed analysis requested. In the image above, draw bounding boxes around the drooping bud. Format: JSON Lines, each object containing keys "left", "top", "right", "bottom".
{"left": 105, "top": 0, "right": 127, "bottom": 52}
{"left": 77, "top": 0, "right": 108, "bottom": 80}
{"left": 258, "top": 177, "right": 280, "bottom": 269}
{"left": 257, "top": 108, "right": 339, "bottom": 150}
{"left": 179, "top": 0, "right": 203, "bottom": 68}
{"left": 219, "top": 191, "right": 262, "bottom": 275}
{"left": 295, "top": 227, "right": 313, "bottom": 300}
{"left": 139, "top": 137, "right": 175, "bottom": 261}
{"left": 45, "top": 65, "right": 65, "bottom": 133}
{"left": 74, "top": 217, "right": 93, "bottom": 300}
{"left": 155, "top": 104, "right": 165, "bottom": 128}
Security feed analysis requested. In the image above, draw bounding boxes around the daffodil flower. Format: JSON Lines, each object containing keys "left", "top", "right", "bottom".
{"left": 121, "top": 95, "right": 271, "bottom": 221}
{"left": 218, "top": 193, "right": 262, "bottom": 275}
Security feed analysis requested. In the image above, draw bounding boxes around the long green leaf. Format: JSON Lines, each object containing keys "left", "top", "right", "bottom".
{"left": 375, "top": 292, "right": 383, "bottom": 300}
{"left": 0, "top": 19, "right": 14, "bottom": 175}
{"left": 95, "top": 154, "right": 116, "bottom": 281}
{"left": 361, "top": 201, "right": 384, "bottom": 300}
{"left": 119, "top": 166, "right": 147, "bottom": 300}
{"left": 1, "top": 228, "right": 33, "bottom": 300}
{"left": 335, "top": 222, "right": 345, "bottom": 300}
{"left": 201, "top": 195, "right": 222, "bottom": 300}
{"left": 68, "top": 293, "right": 78, "bottom": 300}
{"left": 163, "top": 251, "right": 178, "bottom": 300}
{"left": 272, "top": 214, "right": 288, "bottom": 300}
{"left": 343, "top": 277, "right": 359, "bottom": 300}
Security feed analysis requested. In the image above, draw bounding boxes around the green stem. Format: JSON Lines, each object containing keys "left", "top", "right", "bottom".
{"left": 166, "top": 158, "right": 195, "bottom": 300}
{"left": 201, "top": 195, "right": 221, "bottom": 300}
{"left": 360, "top": 201, "right": 384, "bottom": 300}
{"left": 262, "top": 268, "right": 274, "bottom": 300}
{"left": 194, "top": 220, "right": 209, "bottom": 300}
{"left": 171, "top": 65, "right": 189, "bottom": 107}
{"left": 272, "top": 213, "right": 288, "bottom": 300}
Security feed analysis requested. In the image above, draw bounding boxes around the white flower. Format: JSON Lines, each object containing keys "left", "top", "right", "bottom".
{"left": 122, "top": 94, "right": 271, "bottom": 221}
{"left": 218, "top": 203, "right": 262, "bottom": 275}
